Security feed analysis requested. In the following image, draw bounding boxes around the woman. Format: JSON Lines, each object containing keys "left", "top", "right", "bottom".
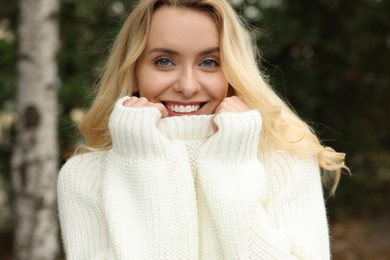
{"left": 58, "top": 0, "right": 347, "bottom": 259}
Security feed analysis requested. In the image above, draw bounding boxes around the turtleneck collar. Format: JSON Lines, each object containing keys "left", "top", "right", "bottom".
{"left": 157, "top": 115, "right": 214, "bottom": 140}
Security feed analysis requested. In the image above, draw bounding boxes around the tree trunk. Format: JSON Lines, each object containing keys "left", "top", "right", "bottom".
{"left": 11, "top": 0, "right": 60, "bottom": 259}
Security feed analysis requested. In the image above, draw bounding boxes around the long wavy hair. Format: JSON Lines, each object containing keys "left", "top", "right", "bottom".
{"left": 78, "top": 0, "right": 347, "bottom": 193}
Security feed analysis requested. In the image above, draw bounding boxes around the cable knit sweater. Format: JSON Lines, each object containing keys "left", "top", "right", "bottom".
{"left": 58, "top": 97, "right": 330, "bottom": 259}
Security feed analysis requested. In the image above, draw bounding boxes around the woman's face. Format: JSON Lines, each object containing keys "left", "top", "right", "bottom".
{"left": 135, "top": 7, "right": 229, "bottom": 116}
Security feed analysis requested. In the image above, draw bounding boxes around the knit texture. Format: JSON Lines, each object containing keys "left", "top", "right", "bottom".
{"left": 57, "top": 97, "right": 330, "bottom": 259}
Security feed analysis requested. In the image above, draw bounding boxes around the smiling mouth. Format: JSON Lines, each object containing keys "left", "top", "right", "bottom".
{"left": 163, "top": 102, "right": 205, "bottom": 115}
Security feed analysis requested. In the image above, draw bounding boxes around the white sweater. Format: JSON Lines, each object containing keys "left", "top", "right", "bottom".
{"left": 58, "top": 97, "right": 330, "bottom": 259}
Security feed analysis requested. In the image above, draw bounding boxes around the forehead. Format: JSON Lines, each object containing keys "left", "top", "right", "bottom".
{"left": 146, "top": 6, "right": 220, "bottom": 50}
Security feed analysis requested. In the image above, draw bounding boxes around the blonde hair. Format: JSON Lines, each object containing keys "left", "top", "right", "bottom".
{"left": 78, "top": 0, "right": 347, "bottom": 193}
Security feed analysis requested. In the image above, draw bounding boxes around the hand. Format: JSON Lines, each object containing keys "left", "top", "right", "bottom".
{"left": 124, "top": 96, "right": 169, "bottom": 118}
{"left": 212, "top": 96, "right": 250, "bottom": 132}
{"left": 215, "top": 96, "right": 250, "bottom": 114}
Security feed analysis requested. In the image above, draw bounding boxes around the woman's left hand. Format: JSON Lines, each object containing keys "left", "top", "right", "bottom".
{"left": 212, "top": 96, "right": 250, "bottom": 132}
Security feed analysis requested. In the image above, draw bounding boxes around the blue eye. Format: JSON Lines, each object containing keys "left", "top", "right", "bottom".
{"left": 201, "top": 59, "right": 219, "bottom": 69}
{"left": 154, "top": 57, "right": 173, "bottom": 69}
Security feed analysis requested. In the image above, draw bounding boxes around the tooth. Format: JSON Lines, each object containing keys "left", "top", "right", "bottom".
{"left": 166, "top": 104, "right": 202, "bottom": 113}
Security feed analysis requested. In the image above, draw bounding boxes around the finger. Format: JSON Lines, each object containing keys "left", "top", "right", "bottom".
{"left": 131, "top": 97, "right": 150, "bottom": 107}
{"left": 152, "top": 103, "right": 169, "bottom": 118}
{"left": 215, "top": 99, "right": 237, "bottom": 114}
{"left": 123, "top": 96, "right": 139, "bottom": 107}
{"left": 226, "top": 96, "right": 249, "bottom": 112}
{"left": 216, "top": 96, "right": 249, "bottom": 114}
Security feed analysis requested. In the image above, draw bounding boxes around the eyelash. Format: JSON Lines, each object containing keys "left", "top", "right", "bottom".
{"left": 200, "top": 58, "right": 219, "bottom": 70}
{"left": 153, "top": 56, "right": 220, "bottom": 71}
{"left": 154, "top": 57, "right": 174, "bottom": 70}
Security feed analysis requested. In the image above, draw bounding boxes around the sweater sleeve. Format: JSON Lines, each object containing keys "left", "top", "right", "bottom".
{"left": 101, "top": 97, "right": 198, "bottom": 259}
{"left": 57, "top": 151, "right": 117, "bottom": 260}
{"left": 197, "top": 110, "right": 269, "bottom": 259}
{"left": 256, "top": 152, "right": 331, "bottom": 260}
{"left": 197, "top": 111, "right": 330, "bottom": 259}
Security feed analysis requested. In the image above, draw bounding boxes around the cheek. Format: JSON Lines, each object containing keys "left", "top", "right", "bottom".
{"left": 137, "top": 70, "right": 171, "bottom": 100}
{"left": 137, "top": 76, "right": 155, "bottom": 98}
{"left": 207, "top": 74, "right": 229, "bottom": 100}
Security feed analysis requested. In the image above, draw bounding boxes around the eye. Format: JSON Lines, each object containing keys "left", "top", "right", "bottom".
{"left": 154, "top": 57, "right": 174, "bottom": 70}
{"left": 200, "top": 58, "right": 219, "bottom": 70}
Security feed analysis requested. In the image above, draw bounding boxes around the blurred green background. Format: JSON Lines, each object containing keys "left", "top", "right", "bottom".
{"left": 1, "top": 0, "right": 389, "bottom": 258}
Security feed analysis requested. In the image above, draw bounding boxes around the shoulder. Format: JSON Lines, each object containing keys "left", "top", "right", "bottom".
{"left": 58, "top": 151, "right": 109, "bottom": 196}
{"left": 258, "top": 152, "right": 322, "bottom": 196}
{"left": 259, "top": 152, "right": 319, "bottom": 174}
{"left": 59, "top": 151, "right": 109, "bottom": 179}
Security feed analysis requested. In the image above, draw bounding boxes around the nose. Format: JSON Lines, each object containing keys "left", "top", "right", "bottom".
{"left": 174, "top": 68, "right": 200, "bottom": 97}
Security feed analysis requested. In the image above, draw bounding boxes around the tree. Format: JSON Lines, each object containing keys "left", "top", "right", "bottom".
{"left": 11, "top": 0, "right": 60, "bottom": 259}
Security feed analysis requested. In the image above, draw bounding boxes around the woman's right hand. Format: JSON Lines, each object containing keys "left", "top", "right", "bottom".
{"left": 123, "top": 96, "right": 169, "bottom": 118}
{"left": 108, "top": 96, "right": 171, "bottom": 159}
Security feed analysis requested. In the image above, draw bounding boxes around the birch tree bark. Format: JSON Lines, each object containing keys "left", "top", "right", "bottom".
{"left": 11, "top": 0, "right": 60, "bottom": 259}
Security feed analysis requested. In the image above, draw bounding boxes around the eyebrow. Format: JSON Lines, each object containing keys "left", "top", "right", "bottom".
{"left": 148, "top": 47, "right": 220, "bottom": 55}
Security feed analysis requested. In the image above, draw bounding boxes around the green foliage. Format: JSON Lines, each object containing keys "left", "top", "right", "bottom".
{"left": 0, "top": 0, "right": 18, "bottom": 186}
{"left": 58, "top": 0, "right": 137, "bottom": 161}
{"left": 60, "top": 0, "right": 119, "bottom": 107}
{"left": 238, "top": 0, "right": 390, "bottom": 218}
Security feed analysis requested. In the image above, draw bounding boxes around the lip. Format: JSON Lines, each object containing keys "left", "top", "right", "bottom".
{"left": 163, "top": 101, "right": 206, "bottom": 116}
